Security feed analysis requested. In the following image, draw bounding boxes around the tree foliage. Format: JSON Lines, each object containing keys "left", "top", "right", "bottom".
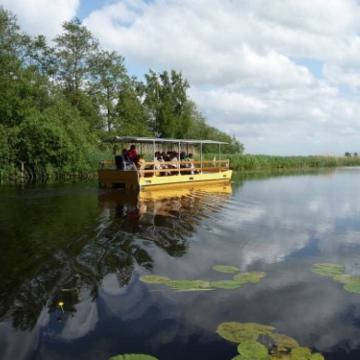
{"left": 0, "top": 7, "right": 244, "bottom": 182}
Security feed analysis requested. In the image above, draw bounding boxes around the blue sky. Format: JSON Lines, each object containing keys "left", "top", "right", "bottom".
{"left": 2, "top": 0, "right": 360, "bottom": 155}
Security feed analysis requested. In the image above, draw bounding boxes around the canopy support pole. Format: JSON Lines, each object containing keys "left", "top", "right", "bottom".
{"left": 153, "top": 140, "right": 155, "bottom": 176}
{"left": 200, "top": 143, "right": 203, "bottom": 174}
{"left": 219, "top": 144, "right": 221, "bottom": 172}
{"left": 178, "top": 142, "right": 181, "bottom": 175}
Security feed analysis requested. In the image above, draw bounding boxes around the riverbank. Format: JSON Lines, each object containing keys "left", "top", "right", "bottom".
{"left": 225, "top": 154, "right": 360, "bottom": 171}
{"left": 2, "top": 154, "right": 360, "bottom": 185}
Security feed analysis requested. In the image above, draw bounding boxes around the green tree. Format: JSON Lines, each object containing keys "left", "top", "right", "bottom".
{"left": 89, "top": 50, "right": 127, "bottom": 132}
{"left": 114, "top": 79, "right": 151, "bottom": 136}
{"left": 144, "top": 70, "right": 191, "bottom": 138}
{"left": 54, "top": 18, "right": 98, "bottom": 102}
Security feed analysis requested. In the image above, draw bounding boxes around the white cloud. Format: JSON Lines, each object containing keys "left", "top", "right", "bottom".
{"left": 0, "top": 0, "right": 79, "bottom": 39}
{"left": 5, "top": 0, "right": 360, "bottom": 153}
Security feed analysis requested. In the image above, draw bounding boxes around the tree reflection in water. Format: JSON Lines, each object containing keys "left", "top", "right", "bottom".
{"left": 0, "top": 184, "right": 231, "bottom": 331}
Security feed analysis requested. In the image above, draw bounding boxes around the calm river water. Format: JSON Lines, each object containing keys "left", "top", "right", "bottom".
{"left": 2, "top": 169, "right": 360, "bottom": 359}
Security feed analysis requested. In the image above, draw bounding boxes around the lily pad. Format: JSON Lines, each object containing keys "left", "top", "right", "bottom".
{"left": 233, "top": 272, "right": 266, "bottom": 284}
{"left": 166, "top": 279, "right": 213, "bottom": 292}
{"left": 269, "top": 333, "right": 299, "bottom": 352}
{"left": 343, "top": 277, "right": 360, "bottom": 294}
{"left": 217, "top": 322, "right": 275, "bottom": 343}
{"left": 312, "top": 263, "right": 344, "bottom": 277}
{"left": 109, "top": 354, "right": 158, "bottom": 360}
{"left": 237, "top": 340, "right": 269, "bottom": 360}
{"left": 333, "top": 274, "right": 352, "bottom": 284}
{"left": 213, "top": 265, "right": 240, "bottom": 273}
{"left": 139, "top": 275, "right": 171, "bottom": 284}
{"left": 290, "top": 347, "right": 324, "bottom": 360}
{"left": 210, "top": 280, "right": 245, "bottom": 289}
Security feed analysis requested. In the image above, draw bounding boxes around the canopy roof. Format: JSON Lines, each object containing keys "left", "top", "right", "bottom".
{"left": 103, "top": 136, "right": 228, "bottom": 145}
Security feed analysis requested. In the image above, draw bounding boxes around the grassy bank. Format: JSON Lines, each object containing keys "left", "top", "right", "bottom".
{"left": 225, "top": 154, "right": 360, "bottom": 171}
{"left": 2, "top": 153, "right": 360, "bottom": 185}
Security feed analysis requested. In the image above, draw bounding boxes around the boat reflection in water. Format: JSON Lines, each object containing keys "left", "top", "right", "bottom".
{"left": 98, "top": 183, "right": 232, "bottom": 257}
{"left": 0, "top": 183, "right": 231, "bottom": 339}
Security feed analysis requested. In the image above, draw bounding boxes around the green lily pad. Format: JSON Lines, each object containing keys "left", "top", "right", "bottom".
{"left": 343, "top": 277, "right": 360, "bottom": 293}
{"left": 217, "top": 322, "right": 275, "bottom": 343}
{"left": 269, "top": 333, "right": 299, "bottom": 352}
{"left": 312, "top": 263, "right": 344, "bottom": 277}
{"left": 213, "top": 265, "right": 240, "bottom": 273}
{"left": 210, "top": 280, "right": 245, "bottom": 289}
{"left": 139, "top": 275, "right": 171, "bottom": 284}
{"left": 289, "top": 347, "right": 324, "bottom": 360}
{"left": 109, "top": 354, "right": 158, "bottom": 360}
{"left": 310, "top": 354, "right": 325, "bottom": 360}
{"left": 166, "top": 279, "right": 213, "bottom": 292}
{"left": 237, "top": 340, "right": 269, "bottom": 360}
{"left": 233, "top": 272, "right": 266, "bottom": 284}
{"left": 333, "top": 274, "right": 352, "bottom": 284}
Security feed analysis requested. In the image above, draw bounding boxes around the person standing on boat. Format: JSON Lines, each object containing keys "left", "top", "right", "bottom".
{"left": 128, "top": 145, "right": 138, "bottom": 162}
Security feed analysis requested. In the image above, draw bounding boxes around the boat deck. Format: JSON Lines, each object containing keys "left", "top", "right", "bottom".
{"left": 98, "top": 160, "right": 232, "bottom": 190}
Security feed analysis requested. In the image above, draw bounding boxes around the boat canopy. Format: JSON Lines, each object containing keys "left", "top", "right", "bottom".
{"left": 103, "top": 136, "right": 228, "bottom": 145}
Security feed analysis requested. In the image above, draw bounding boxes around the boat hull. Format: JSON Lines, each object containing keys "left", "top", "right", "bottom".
{"left": 98, "top": 169, "right": 232, "bottom": 190}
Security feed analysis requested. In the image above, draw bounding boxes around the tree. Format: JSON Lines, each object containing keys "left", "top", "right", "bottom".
{"left": 54, "top": 18, "right": 98, "bottom": 101}
{"left": 345, "top": 152, "right": 352, "bottom": 157}
{"left": 144, "top": 70, "right": 191, "bottom": 138}
{"left": 89, "top": 50, "right": 127, "bottom": 132}
{"left": 114, "top": 78, "right": 151, "bottom": 136}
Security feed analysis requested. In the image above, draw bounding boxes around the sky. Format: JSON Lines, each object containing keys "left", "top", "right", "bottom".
{"left": 2, "top": 0, "right": 360, "bottom": 155}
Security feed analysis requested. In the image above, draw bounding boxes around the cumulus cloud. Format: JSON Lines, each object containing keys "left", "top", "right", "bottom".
{"left": 0, "top": 0, "right": 79, "bottom": 39}
{"left": 5, "top": 0, "right": 360, "bottom": 153}
{"left": 81, "top": 0, "right": 360, "bottom": 154}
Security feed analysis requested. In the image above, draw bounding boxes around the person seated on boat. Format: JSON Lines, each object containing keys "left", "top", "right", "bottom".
{"left": 168, "top": 151, "right": 179, "bottom": 172}
{"left": 127, "top": 145, "right": 138, "bottom": 162}
{"left": 180, "top": 152, "right": 186, "bottom": 164}
{"left": 136, "top": 154, "right": 146, "bottom": 176}
{"left": 115, "top": 149, "right": 130, "bottom": 170}
{"left": 157, "top": 154, "right": 171, "bottom": 176}
{"left": 186, "top": 153, "right": 195, "bottom": 175}
{"left": 154, "top": 151, "right": 160, "bottom": 161}
{"left": 153, "top": 152, "right": 161, "bottom": 176}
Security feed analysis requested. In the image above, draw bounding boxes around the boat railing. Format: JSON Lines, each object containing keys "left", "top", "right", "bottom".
{"left": 99, "top": 159, "right": 229, "bottom": 176}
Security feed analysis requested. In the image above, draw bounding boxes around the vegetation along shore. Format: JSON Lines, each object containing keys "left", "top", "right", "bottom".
{"left": 1, "top": 7, "right": 359, "bottom": 184}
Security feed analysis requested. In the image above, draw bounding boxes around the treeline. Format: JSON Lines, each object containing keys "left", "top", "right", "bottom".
{"left": 0, "top": 8, "right": 243, "bottom": 182}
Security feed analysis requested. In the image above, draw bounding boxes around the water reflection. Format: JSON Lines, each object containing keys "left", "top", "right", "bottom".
{"left": 0, "top": 184, "right": 232, "bottom": 335}
{"left": 5, "top": 171, "right": 360, "bottom": 359}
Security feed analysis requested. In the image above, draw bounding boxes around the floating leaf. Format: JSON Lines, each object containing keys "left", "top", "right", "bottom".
{"left": 213, "top": 265, "right": 240, "bottom": 273}
{"left": 210, "top": 280, "right": 245, "bottom": 289}
{"left": 109, "top": 354, "right": 158, "bottom": 360}
{"left": 139, "top": 275, "right": 170, "bottom": 284}
{"left": 312, "top": 263, "right": 344, "bottom": 277}
{"left": 343, "top": 277, "right": 360, "bottom": 294}
{"left": 233, "top": 272, "right": 266, "bottom": 284}
{"left": 269, "top": 333, "right": 299, "bottom": 352}
{"left": 333, "top": 274, "right": 352, "bottom": 284}
{"left": 166, "top": 279, "right": 213, "bottom": 292}
{"left": 310, "top": 354, "right": 325, "bottom": 360}
{"left": 237, "top": 340, "right": 269, "bottom": 360}
{"left": 288, "top": 347, "right": 324, "bottom": 360}
{"left": 217, "top": 322, "right": 275, "bottom": 343}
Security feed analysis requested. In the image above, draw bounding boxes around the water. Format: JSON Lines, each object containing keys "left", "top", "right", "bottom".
{"left": 2, "top": 169, "right": 360, "bottom": 359}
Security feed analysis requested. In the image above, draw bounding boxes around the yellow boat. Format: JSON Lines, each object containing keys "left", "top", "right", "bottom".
{"left": 98, "top": 136, "right": 232, "bottom": 191}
